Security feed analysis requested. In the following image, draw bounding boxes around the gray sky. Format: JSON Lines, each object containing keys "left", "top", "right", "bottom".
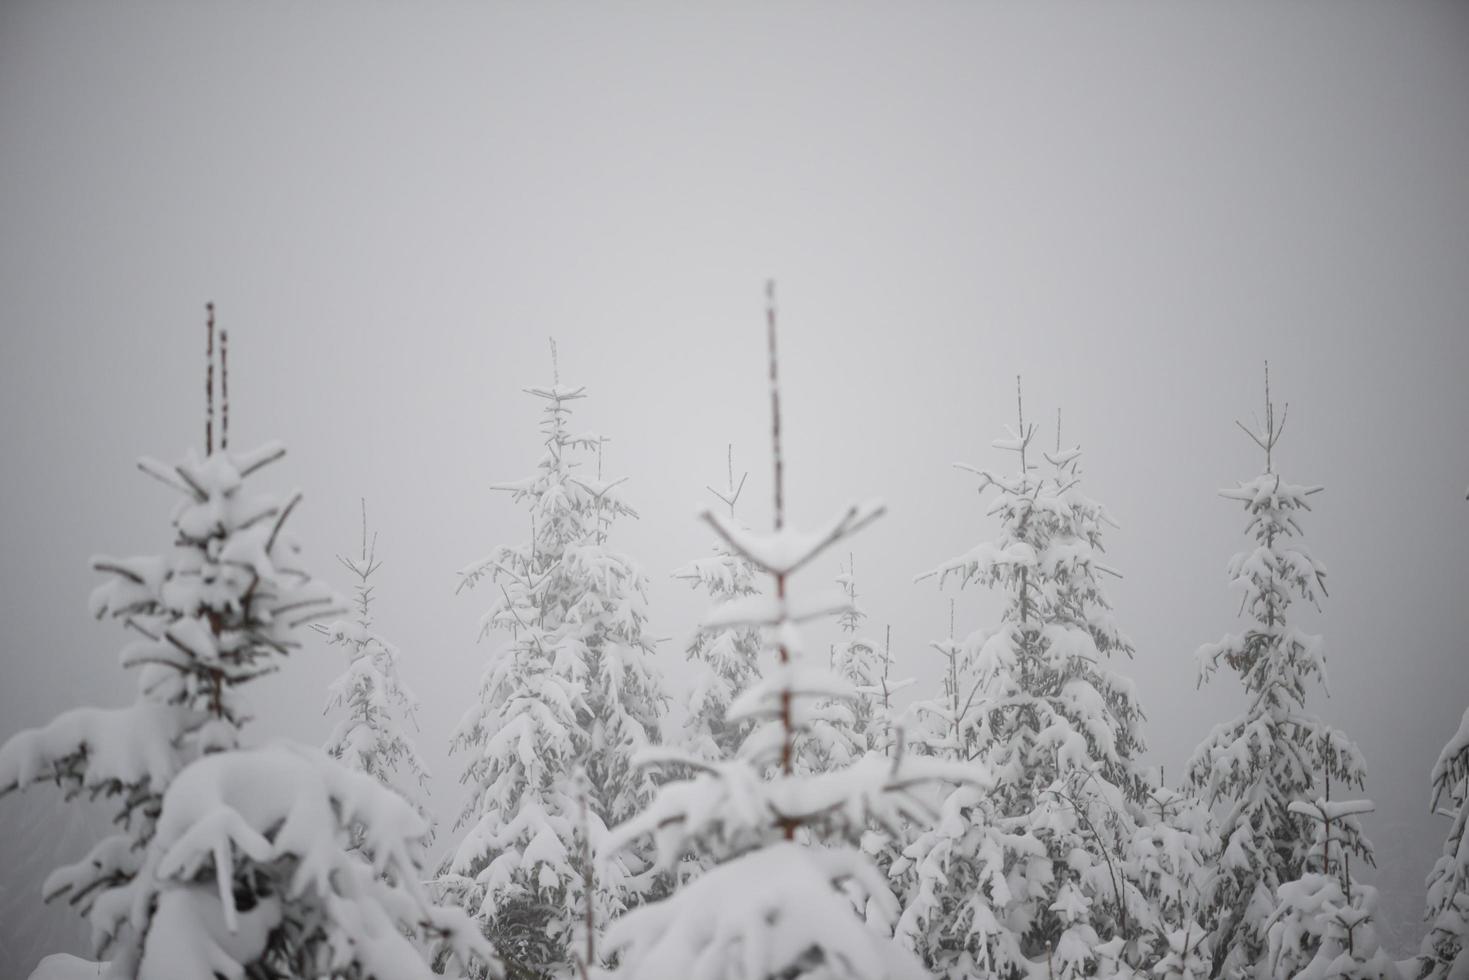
{"left": 2, "top": 1, "right": 1468, "bottom": 970}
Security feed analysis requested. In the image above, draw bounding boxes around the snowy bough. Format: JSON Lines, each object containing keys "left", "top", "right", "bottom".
{"left": 600, "top": 283, "right": 969, "bottom": 980}
{"left": 0, "top": 308, "right": 494, "bottom": 979}
{"left": 441, "top": 342, "right": 667, "bottom": 979}
{"left": 1186, "top": 366, "right": 1371, "bottom": 980}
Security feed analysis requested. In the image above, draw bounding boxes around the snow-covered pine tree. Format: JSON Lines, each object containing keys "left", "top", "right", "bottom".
{"left": 1127, "top": 778, "right": 1219, "bottom": 976}
{"left": 830, "top": 559, "right": 911, "bottom": 758}
{"left": 904, "top": 600, "right": 973, "bottom": 762}
{"left": 849, "top": 621, "right": 920, "bottom": 910}
{"left": 1186, "top": 365, "right": 1369, "bottom": 980}
{"left": 441, "top": 341, "right": 667, "bottom": 979}
{"left": 674, "top": 446, "right": 764, "bottom": 766}
{"left": 793, "top": 558, "right": 875, "bottom": 777}
{"left": 1041, "top": 412, "right": 1148, "bottom": 804}
{"left": 903, "top": 384, "right": 1150, "bottom": 980}
{"left": 0, "top": 307, "right": 492, "bottom": 979}
{"left": 868, "top": 627, "right": 915, "bottom": 759}
{"left": 1420, "top": 707, "right": 1469, "bottom": 980}
{"left": 601, "top": 282, "right": 967, "bottom": 980}
{"left": 318, "top": 499, "right": 433, "bottom": 838}
{"left": 830, "top": 556, "right": 882, "bottom": 750}
{"left": 1264, "top": 793, "right": 1399, "bottom": 980}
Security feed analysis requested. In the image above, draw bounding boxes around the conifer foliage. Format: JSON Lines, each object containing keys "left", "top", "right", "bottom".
{"left": 830, "top": 559, "right": 906, "bottom": 757}
{"left": 900, "top": 383, "right": 1150, "bottom": 980}
{"left": 4, "top": 295, "right": 1465, "bottom": 980}
{"left": 319, "top": 500, "right": 433, "bottom": 835}
{"left": 1186, "top": 365, "right": 1369, "bottom": 980}
{"left": 0, "top": 306, "right": 492, "bottom": 979}
{"left": 1421, "top": 707, "right": 1469, "bottom": 980}
{"left": 1265, "top": 794, "right": 1399, "bottom": 980}
{"left": 675, "top": 446, "right": 764, "bottom": 766}
{"left": 441, "top": 341, "right": 666, "bottom": 978}
{"left": 602, "top": 283, "right": 960, "bottom": 980}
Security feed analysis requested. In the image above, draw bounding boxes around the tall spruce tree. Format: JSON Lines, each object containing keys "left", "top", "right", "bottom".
{"left": 0, "top": 307, "right": 491, "bottom": 979}
{"left": 440, "top": 342, "right": 667, "bottom": 979}
{"left": 1186, "top": 365, "right": 1369, "bottom": 980}
{"left": 601, "top": 283, "right": 965, "bottom": 980}
{"left": 904, "top": 384, "right": 1150, "bottom": 980}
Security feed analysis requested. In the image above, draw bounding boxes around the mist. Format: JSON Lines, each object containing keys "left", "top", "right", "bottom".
{"left": 2, "top": 2, "right": 1467, "bottom": 975}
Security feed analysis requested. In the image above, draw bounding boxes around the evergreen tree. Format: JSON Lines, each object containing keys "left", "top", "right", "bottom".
{"left": 829, "top": 560, "right": 911, "bottom": 759}
{"left": 0, "top": 308, "right": 490, "bottom": 979}
{"left": 441, "top": 344, "right": 667, "bottom": 978}
{"left": 1127, "top": 780, "right": 1220, "bottom": 975}
{"left": 1186, "top": 366, "right": 1369, "bottom": 980}
{"left": 891, "top": 777, "right": 1027, "bottom": 979}
{"left": 601, "top": 283, "right": 964, "bottom": 980}
{"left": 674, "top": 446, "right": 764, "bottom": 766}
{"left": 319, "top": 499, "right": 433, "bottom": 838}
{"left": 793, "top": 559, "right": 874, "bottom": 777}
{"left": 1420, "top": 707, "right": 1469, "bottom": 980}
{"left": 904, "top": 600, "right": 974, "bottom": 762}
{"left": 1265, "top": 795, "right": 1399, "bottom": 980}
{"left": 905, "top": 385, "right": 1150, "bottom": 979}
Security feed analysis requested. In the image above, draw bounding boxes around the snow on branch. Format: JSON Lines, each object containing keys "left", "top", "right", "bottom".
{"left": 702, "top": 588, "right": 851, "bottom": 630}
{"left": 603, "top": 843, "right": 929, "bottom": 980}
{"left": 699, "top": 499, "right": 885, "bottom": 578}
{"left": 1288, "top": 798, "right": 1375, "bottom": 823}
{"left": 143, "top": 742, "right": 497, "bottom": 978}
{"left": 0, "top": 702, "right": 203, "bottom": 798}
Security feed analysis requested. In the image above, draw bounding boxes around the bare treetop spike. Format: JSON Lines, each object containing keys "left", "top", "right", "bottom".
{"left": 1234, "top": 359, "right": 1289, "bottom": 473}
{"left": 220, "top": 327, "right": 229, "bottom": 451}
{"left": 706, "top": 443, "right": 748, "bottom": 518}
{"left": 205, "top": 302, "right": 215, "bottom": 455}
{"left": 766, "top": 280, "right": 784, "bottom": 532}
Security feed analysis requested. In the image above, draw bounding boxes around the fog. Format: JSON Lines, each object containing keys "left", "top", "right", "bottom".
{"left": 2, "top": 1, "right": 1467, "bottom": 972}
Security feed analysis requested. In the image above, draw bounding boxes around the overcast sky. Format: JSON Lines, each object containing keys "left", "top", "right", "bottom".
{"left": 2, "top": 1, "right": 1468, "bottom": 970}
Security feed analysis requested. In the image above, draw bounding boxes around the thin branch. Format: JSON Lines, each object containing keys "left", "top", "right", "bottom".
{"left": 92, "top": 560, "right": 145, "bottom": 585}
{"left": 238, "top": 445, "right": 287, "bottom": 479}
{"left": 136, "top": 458, "right": 190, "bottom": 496}
{"left": 272, "top": 496, "right": 305, "bottom": 557}
{"left": 172, "top": 464, "right": 208, "bottom": 501}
